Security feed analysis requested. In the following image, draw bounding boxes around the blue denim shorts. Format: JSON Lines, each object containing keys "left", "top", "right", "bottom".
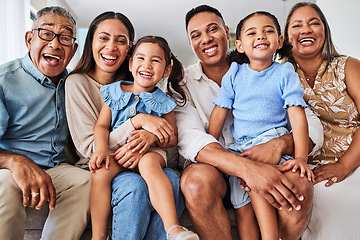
{"left": 228, "top": 127, "right": 293, "bottom": 209}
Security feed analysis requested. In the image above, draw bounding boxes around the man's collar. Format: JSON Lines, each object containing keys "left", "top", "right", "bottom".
{"left": 193, "top": 61, "right": 208, "bottom": 81}
{"left": 22, "top": 53, "right": 68, "bottom": 85}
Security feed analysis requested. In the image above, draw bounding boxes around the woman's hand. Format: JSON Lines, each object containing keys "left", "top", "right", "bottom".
{"left": 89, "top": 151, "right": 110, "bottom": 172}
{"left": 113, "top": 143, "right": 144, "bottom": 170}
{"left": 282, "top": 158, "right": 314, "bottom": 182}
{"left": 312, "top": 162, "right": 349, "bottom": 187}
{"left": 130, "top": 113, "right": 175, "bottom": 144}
{"left": 126, "top": 130, "right": 158, "bottom": 154}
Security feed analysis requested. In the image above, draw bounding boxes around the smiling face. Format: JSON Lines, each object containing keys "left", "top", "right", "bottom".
{"left": 129, "top": 42, "right": 171, "bottom": 93}
{"left": 25, "top": 13, "right": 78, "bottom": 83}
{"left": 187, "top": 11, "right": 230, "bottom": 68}
{"left": 287, "top": 6, "right": 325, "bottom": 60}
{"left": 92, "top": 18, "right": 131, "bottom": 80}
{"left": 236, "top": 14, "right": 283, "bottom": 70}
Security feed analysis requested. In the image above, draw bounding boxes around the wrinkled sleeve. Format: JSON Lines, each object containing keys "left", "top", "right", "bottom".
{"left": 65, "top": 75, "right": 134, "bottom": 161}
{"left": 281, "top": 62, "right": 307, "bottom": 109}
{"left": 0, "top": 86, "right": 9, "bottom": 139}
{"left": 212, "top": 62, "right": 237, "bottom": 109}
{"left": 174, "top": 86, "right": 218, "bottom": 162}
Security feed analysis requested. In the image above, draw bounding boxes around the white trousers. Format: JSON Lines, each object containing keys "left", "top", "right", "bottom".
{"left": 0, "top": 163, "right": 91, "bottom": 240}
{"left": 302, "top": 166, "right": 360, "bottom": 240}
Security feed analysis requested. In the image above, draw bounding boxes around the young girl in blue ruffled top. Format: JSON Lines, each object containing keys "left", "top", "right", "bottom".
{"left": 208, "top": 12, "right": 313, "bottom": 240}
{"left": 90, "top": 36, "right": 199, "bottom": 240}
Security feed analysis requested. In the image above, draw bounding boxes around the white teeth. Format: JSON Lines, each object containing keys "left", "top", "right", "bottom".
{"left": 255, "top": 44, "right": 267, "bottom": 49}
{"left": 139, "top": 72, "right": 152, "bottom": 77}
{"left": 204, "top": 47, "right": 217, "bottom": 53}
{"left": 101, "top": 54, "right": 118, "bottom": 61}
{"left": 299, "top": 38, "right": 314, "bottom": 43}
{"left": 44, "top": 54, "right": 60, "bottom": 60}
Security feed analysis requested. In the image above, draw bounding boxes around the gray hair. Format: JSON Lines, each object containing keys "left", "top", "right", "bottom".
{"left": 32, "top": 6, "right": 76, "bottom": 35}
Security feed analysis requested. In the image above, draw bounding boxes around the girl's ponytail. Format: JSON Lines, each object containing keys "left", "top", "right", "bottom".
{"left": 167, "top": 53, "right": 187, "bottom": 106}
{"left": 227, "top": 49, "right": 249, "bottom": 65}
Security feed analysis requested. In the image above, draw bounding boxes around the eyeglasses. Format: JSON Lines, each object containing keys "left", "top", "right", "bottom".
{"left": 32, "top": 28, "right": 76, "bottom": 46}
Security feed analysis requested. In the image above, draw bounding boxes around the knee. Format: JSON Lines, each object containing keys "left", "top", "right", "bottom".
{"left": 91, "top": 167, "right": 112, "bottom": 185}
{"left": 0, "top": 170, "right": 22, "bottom": 203}
{"left": 180, "top": 170, "right": 217, "bottom": 209}
{"left": 295, "top": 176, "right": 314, "bottom": 208}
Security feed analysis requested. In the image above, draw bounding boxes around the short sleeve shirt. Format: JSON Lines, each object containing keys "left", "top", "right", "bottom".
{"left": 212, "top": 62, "right": 307, "bottom": 140}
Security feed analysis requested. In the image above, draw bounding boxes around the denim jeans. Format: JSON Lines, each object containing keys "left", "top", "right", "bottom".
{"left": 111, "top": 168, "right": 184, "bottom": 240}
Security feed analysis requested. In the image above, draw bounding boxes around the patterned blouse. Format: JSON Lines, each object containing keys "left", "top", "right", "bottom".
{"left": 296, "top": 56, "right": 360, "bottom": 165}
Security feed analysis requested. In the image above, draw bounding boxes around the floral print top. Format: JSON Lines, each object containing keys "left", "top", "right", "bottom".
{"left": 296, "top": 56, "right": 360, "bottom": 165}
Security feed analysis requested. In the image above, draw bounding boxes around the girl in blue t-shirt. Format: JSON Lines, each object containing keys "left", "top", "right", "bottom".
{"left": 90, "top": 36, "right": 199, "bottom": 240}
{"left": 208, "top": 12, "right": 314, "bottom": 240}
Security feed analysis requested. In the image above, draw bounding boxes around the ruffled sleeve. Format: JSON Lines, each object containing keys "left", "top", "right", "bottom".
{"left": 211, "top": 62, "right": 238, "bottom": 109}
{"left": 140, "top": 88, "right": 176, "bottom": 115}
{"left": 100, "top": 81, "right": 132, "bottom": 110}
{"left": 281, "top": 62, "right": 307, "bottom": 109}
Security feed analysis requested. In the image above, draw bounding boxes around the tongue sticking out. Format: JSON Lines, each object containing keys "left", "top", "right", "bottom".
{"left": 44, "top": 54, "right": 60, "bottom": 65}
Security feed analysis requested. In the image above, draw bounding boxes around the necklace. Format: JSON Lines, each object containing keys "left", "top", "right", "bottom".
{"left": 303, "top": 71, "right": 317, "bottom": 81}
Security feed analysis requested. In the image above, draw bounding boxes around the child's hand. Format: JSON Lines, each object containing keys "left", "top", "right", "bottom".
{"left": 127, "top": 130, "right": 157, "bottom": 154}
{"left": 282, "top": 158, "right": 314, "bottom": 182}
{"left": 89, "top": 151, "right": 110, "bottom": 173}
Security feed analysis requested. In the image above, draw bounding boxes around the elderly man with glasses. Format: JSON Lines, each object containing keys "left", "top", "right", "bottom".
{"left": 0, "top": 6, "right": 91, "bottom": 240}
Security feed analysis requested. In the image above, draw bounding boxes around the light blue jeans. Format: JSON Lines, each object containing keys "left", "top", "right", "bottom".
{"left": 111, "top": 168, "right": 184, "bottom": 240}
{"left": 229, "top": 127, "right": 293, "bottom": 209}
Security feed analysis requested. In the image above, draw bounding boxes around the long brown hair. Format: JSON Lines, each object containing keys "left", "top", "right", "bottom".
{"left": 71, "top": 11, "right": 135, "bottom": 82}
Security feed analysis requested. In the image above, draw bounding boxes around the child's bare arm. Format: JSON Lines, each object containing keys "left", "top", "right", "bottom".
{"left": 157, "top": 110, "right": 178, "bottom": 148}
{"left": 208, "top": 105, "right": 229, "bottom": 140}
{"left": 89, "top": 104, "right": 112, "bottom": 172}
{"left": 287, "top": 106, "right": 309, "bottom": 162}
{"left": 286, "top": 106, "right": 314, "bottom": 181}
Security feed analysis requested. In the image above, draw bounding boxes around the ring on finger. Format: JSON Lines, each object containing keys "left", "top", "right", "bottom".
{"left": 127, "top": 161, "right": 132, "bottom": 166}
{"left": 330, "top": 176, "right": 338, "bottom": 183}
{"left": 31, "top": 192, "right": 40, "bottom": 198}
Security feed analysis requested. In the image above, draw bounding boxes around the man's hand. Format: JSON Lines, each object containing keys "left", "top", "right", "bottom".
{"left": 8, "top": 154, "right": 56, "bottom": 210}
{"left": 243, "top": 160, "right": 304, "bottom": 211}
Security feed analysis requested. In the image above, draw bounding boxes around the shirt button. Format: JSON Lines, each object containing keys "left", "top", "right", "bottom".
{"left": 130, "top": 109, "right": 135, "bottom": 114}
{"left": 134, "top": 95, "right": 139, "bottom": 101}
{"left": 224, "top": 128, "right": 228, "bottom": 131}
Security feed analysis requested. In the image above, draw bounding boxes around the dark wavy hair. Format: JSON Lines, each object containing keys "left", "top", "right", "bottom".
{"left": 283, "top": 2, "right": 341, "bottom": 71}
{"left": 130, "top": 36, "right": 186, "bottom": 106}
{"left": 227, "top": 11, "right": 292, "bottom": 65}
{"left": 71, "top": 11, "right": 135, "bottom": 82}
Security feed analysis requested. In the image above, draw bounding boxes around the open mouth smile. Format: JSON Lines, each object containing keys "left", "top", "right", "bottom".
{"left": 139, "top": 71, "right": 153, "bottom": 78}
{"left": 254, "top": 44, "right": 269, "bottom": 49}
{"left": 43, "top": 53, "right": 60, "bottom": 62}
{"left": 299, "top": 38, "right": 315, "bottom": 44}
{"left": 101, "top": 54, "right": 118, "bottom": 62}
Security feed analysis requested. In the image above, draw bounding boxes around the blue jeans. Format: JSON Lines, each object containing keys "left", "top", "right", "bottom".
{"left": 111, "top": 168, "right": 184, "bottom": 240}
